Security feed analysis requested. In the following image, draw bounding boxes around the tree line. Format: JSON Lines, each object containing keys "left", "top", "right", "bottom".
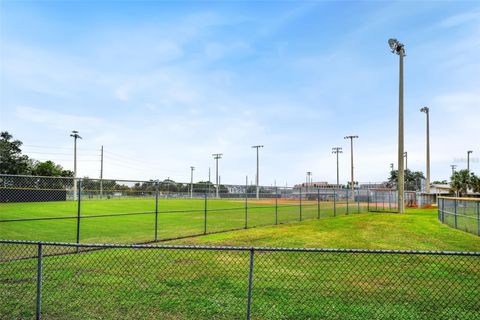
{"left": 0, "top": 131, "right": 74, "bottom": 177}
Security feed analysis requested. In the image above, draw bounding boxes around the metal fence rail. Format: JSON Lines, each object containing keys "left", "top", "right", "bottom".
{"left": 438, "top": 196, "right": 480, "bottom": 236}
{"left": 1, "top": 175, "right": 392, "bottom": 245}
{"left": 1, "top": 240, "right": 479, "bottom": 319}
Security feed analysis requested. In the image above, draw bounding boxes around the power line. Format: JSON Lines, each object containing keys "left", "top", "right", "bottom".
{"left": 23, "top": 144, "right": 98, "bottom": 151}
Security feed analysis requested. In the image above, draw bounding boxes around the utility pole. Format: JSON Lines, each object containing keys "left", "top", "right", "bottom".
{"left": 190, "top": 166, "right": 195, "bottom": 198}
{"left": 344, "top": 135, "right": 359, "bottom": 196}
{"left": 388, "top": 38, "right": 406, "bottom": 213}
{"left": 467, "top": 150, "right": 473, "bottom": 172}
{"left": 251, "top": 145, "right": 264, "bottom": 199}
{"left": 450, "top": 164, "right": 457, "bottom": 178}
{"left": 100, "top": 145, "right": 104, "bottom": 198}
{"left": 212, "top": 153, "right": 223, "bottom": 198}
{"left": 420, "top": 107, "right": 430, "bottom": 193}
{"left": 390, "top": 163, "right": 394, "bottom": 171}
{"left": 70, "top": 130, "right": 82, "bottom": 200}
{"left": 332, "top": 147, "right": 343, "bottom": 188}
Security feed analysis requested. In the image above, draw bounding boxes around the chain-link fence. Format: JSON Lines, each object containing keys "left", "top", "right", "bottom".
{"left": 1, "top": 175, "right": 382, "bottom": 245}
{"left": 1, "top": 240, "right": 479, "bottom": 319}
{"left": 438, "top": 197, "right": 480, "bottom": 236}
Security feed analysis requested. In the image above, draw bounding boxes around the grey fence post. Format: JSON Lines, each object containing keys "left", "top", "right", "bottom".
{"left": 299, "top": 187, "right": 302, "bottom": 221}
{"left": 76, "top": 179, "right": 82, "bottom": 245}
{"left": 246, "top": 249, "right": 255, "bottom": 320}
{"left": 346, "top": 189, "right": 349, "bottom": 215}
{"left": 317, "top": 188, "right": 320, "bottom": 219}
{"left": 245, "top": 179, "right": 248, "bottom": 229}
{"left": 477, "top": 201, "right": 479, "bottom": 236}
{"left": 454, "top": 199, "right": 458, "bottom": 229}
{"left": 388, "top": 191, "right": 392, "bottom": 211}
{"left": 333, "top": 189, "right": 337, "bottom": 217}
{"left": 204, "top": 183, "right": 208, "bottom": 235}
{"left": 154, "top": 182, "right": 159, "bottom": 241}
{"left": 443, "top": 198, "right": 446, "bottom": 223}
{"left": 275, "top": 187, "right": 278, "bottom": 225}
{"left": 36, "top": 243, "right": 43, "bottom": 320}
{"left": 367, "top": 190, "right": 370, "bottom": 212}
{"left": 357, "top": 189, "right": 360, "bottom": 213}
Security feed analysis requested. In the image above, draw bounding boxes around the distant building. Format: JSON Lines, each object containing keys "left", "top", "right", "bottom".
{"left": 359, "top": 182, "right": 389, "bottom": 190}
{"left": 429, "top": 184, "right": 451, "bottom": 195}
{"left": 294, "top": 182, "right": 342, "bottom": 189}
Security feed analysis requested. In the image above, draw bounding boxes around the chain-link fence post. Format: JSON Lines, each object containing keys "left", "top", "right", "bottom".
{"left": 346, "top": 189, "right": 349, "bottom": 215}
{"left": 477, "top": 201, "right": 479, "bottom": 236}
{"left": 275, "top": 187, "right": 278, "bottom": 225}
{"left": 367, "top": 190, "right": 370, "bottom": 212}
{"left": 246, "top": 248, "right": 255, "bottom": 320}
{"left": 36, "top": 243, "right": 43, "bottom": 320}
{"left": 245, "top": 177, "right": 248, "bottom": 229}
{"left": 299, "top": 187, "right": 302, "bottom": 221}
{"left": 76, "top": 179, "right": 82, "bottom": 245}
{"left": 154, "top": 181, "right": 159, "bottom": 241}
{"left": 317, "top": 188, "right": 320, "bottom": 219}
{"left": 357, "top": 188, "right": 360, "bottom": 213}
{"left": 388, "top": 191, "right": 392, "bottom": 211}
{"left": 443, "top": 198, "right": 446, "bottom": 223}
{"left": 454, "top": 199, "right": 458, "bottom": 229}
{"left": 204, "top": 182, "right": 208, "bottom": 235}
{"left": 333, "top": 189, "right": 337, "bottom": 217}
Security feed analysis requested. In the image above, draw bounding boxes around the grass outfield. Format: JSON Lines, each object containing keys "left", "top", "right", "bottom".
{"left": 1, "top": 208, "right": 479, "bottom": 319}
{"left": 166, "top": 208, "right": 480, "bottom": 252}
{"left": 0, "top": 198, "right": 363, "bottom": 243}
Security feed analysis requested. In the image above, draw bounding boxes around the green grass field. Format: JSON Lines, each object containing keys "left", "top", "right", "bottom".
{"left": 1, "top": 208, "right": 480, "bottom": 319}
{"left": 0, "top": 198, "right": 363, "bottom": 243}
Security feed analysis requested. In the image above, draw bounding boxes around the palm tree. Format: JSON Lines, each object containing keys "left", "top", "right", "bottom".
{"left": 450, "top": 170, "right": 471, "bottom": 197}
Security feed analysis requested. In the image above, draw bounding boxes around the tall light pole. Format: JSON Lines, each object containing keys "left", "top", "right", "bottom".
{"left": 344, "top": 135, "right": 359, "bottom": 196}
{"left": 212, "top": 153, "right": 223, "bottom": 198}
{"left": 251, "top": 145, "right": 264, "bottom": 199}
{"left": 450, "top": 164, "right": 457, "bottom": 178}
{"left": 467, "top": 150, "right": 473, "bottom": 172}
{"left": 70, "top": 131, "right": 82, "bottom": 200}
{"left": 332, "top": 147, "right": 343, "bottom": 188}
{"left": 190, "top": 166, "right": 195, "bottom": 198}
{"left": 389, "top": 38, "right": 405, "bottom": 213}
{"left": 420, "top": 107, "right": 430, "bottom": 193}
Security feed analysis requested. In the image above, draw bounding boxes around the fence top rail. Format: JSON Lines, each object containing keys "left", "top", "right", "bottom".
{"left": 1, "top": 239, "right": 479, "bottom": 256}
{"left": 438, "top": 196, "right": 480, "bottom": 202}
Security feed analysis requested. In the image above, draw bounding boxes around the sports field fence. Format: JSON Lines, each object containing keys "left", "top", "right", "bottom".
{"left": 438, "top": 196, "right": 480, "bottom": 236}
{"left": 1, "top": 240, "right": 479, "bottom": 319}
{"left": 1, "top": 174, "right": 439, "bottom": 245}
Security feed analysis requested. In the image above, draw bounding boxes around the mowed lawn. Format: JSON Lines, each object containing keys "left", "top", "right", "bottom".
{"left": 167, "top": 208, "right": 480, "bottom": 252}
{"left": 0, "top": 198, "right": 361, "bottom": 243}
{"left": 1, "top": 208, "right": 480, "bottom": 319}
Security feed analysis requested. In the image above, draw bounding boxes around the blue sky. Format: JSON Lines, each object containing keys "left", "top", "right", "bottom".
{"left": 1, "top": 1, "right": 479, "bottom": 185}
